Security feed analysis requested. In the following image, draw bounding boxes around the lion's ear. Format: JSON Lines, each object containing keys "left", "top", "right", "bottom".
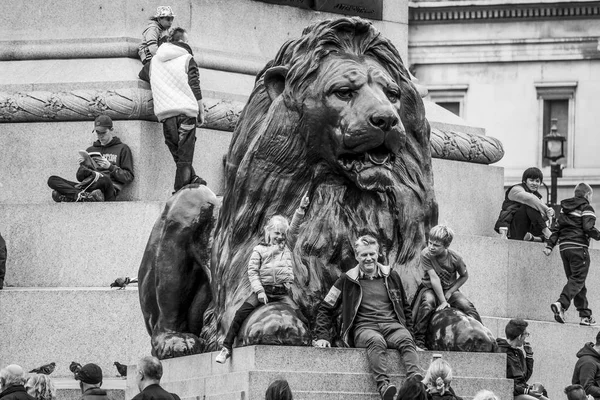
{"left": 264, "top": 66, "right": 289, "bottom": 101}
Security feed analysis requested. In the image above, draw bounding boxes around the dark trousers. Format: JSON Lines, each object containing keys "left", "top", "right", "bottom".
{"left": 0, "top": 233, "right": 6, "bottom": 289}
{"left": 354, "top": 322, "right": 422, "bottom": 392}
{"left": 162, "top": 115, "right": 197, "bottom": 192}
{"left": 222, "top": 286, "right": 299, "bottom": 350}
{"left": 509, "top": 204, "right": 547, "bottom": 240}
{"left": 47, "top": 175, "right": 116, "bottom": 201}
{"left": 412, "top": 289, "right": 481, "bottom": 346}
{"left": 558, "top": 247, "right": 592, "bottom": 317}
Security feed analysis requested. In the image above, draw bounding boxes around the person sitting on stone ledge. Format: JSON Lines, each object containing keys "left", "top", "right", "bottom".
{"left": 25, "top": 374, "right": 55, "bottom": 400}
{"left": 264, "top": 379, "right": 293, "bottom": 400}
{"left": 412, "top": 225, "right": 481, "bottom": 350}
{"left": 494, "top": 167, "right": 554, "bottom": 241}
{"left": 47, "top": 115, "right": 134, "bottom": 203}
{"left": 0, "top": 365, "right": 35, "bottom": 400}
{"left": 131, "top": 356, "right": 180, "bottom": 400}
{"left": 313, "top": 235, "right": 423, "bottom": 400}
{"left": 74, "top": 363, "right": 107, "bottom": 400}
{"left": 138, "top": 6, "right": 175, "bottom": 65}
{"left": 423, "top": 357, "right": 462, "bottom": 400}
{"left": 496, "top": 319, "right": 548, "bottom": 400}
{"left": 215, "top": 195, "right": 310, "bottom": 364}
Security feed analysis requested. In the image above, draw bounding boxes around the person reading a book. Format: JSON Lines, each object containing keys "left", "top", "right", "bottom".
{"left": 47, "top": 115, "right": 134, "bottom": 202}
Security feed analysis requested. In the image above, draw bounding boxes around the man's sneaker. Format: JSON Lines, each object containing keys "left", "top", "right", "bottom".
{"left": 51, "top": 190, "right": 75, "bottom": 203}
{"left": 380, "top": 384, "right": 397, "bottom": 400}
{"left": 581, "top": 316, "right": 597, "bottom": 326}
{"left": 215, "top": 347, "right": 231, "bottom": 364}
{"left": 551, "top": 302, "right": 566, "bottom": 323}
{"left": 77, "top": 189, "right": 105, "bottom": 202}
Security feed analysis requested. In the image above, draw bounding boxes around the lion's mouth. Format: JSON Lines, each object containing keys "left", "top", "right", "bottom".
{"left": 338, "top": 145, "right": 395, "bottom": 172}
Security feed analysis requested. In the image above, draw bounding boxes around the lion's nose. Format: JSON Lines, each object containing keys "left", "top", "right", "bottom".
{"left": 369, "top": 110, "right": 398, "bottom": 132}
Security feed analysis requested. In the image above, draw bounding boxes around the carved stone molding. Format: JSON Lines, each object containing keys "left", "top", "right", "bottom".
{"left": 0, "top": 89, "right": 503, "bottom": 164}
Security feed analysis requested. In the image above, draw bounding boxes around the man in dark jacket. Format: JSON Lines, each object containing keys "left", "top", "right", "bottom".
{"left": 47, "top": 114, "right": 135, "bottom": 202}
{"left": 0, "top": 365, "right": 35, "bottom": 400}
{"left": 572, "top": 332, "right": 600, "bottom": 398}
{"left": 75, "top": 363, "right": 108, "bottom": 400}
{"left": 314, "top": 235, "right": 422, "bottom": 400}
{"left": 496, "top": 319, "right": 547, "bottom": 400}
{"left": 132, "top": 356, "right": 180, "bottom": 400}
{"left": 545, "top": 183, "right": 600, "bottom": 326}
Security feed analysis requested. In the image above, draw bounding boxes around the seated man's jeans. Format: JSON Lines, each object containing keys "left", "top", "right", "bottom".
{"left": 354, "top": 322, "right": 422, "bottom": 392}
{"left": 47, "top": 175, "right": 116, "bottom": 201}
{"left": 510, "top": 204, "right": 547, "bottom": 240}
{"left": 412, "top": 289, "right": 481, "bottom": 346}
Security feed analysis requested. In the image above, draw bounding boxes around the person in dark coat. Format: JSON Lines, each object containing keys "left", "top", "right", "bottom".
{"left": 131, "top": 357, "right": 180, "bottom": 400}
{"left": 75, "top": 364, "right": 108, "bottom": 400}
{"left": 0, "top": 365, "right": 36, "bottom": 400}
{"left": 572, "top": 332, "right": 600, "bottom": 398}
{"left": 496, "top": 319, "right": 547, "bottom": 400}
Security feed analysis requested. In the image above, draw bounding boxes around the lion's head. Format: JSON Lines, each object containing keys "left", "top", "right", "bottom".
{"left": 203, "top": 17, "right": 438, "bottom": 348}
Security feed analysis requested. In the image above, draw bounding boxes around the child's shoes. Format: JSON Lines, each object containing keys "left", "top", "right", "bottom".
{"left": 215, "top": 347, "right": 231, "bottom": 364}
{"left": 551, "top": 302, "right": 566, "bottom": 323}
{"left": 580, "top": 316, "right": 597, "bottom": 326}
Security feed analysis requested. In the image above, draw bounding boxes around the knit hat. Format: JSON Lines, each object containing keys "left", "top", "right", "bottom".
{"left": 75, "top": 363, "right": 103, "bottom": 384}
{"left": 94, "top": 115, "right": 113, "bottom": 133}
{"left": 154, "top": 6, "right": 175, "bottom": 18}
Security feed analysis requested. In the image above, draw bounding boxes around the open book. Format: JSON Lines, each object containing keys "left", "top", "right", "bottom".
{"left": 78, "top": 150, "right": 105, "bottom": 170}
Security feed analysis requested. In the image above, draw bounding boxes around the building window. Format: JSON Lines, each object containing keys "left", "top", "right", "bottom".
{"left": 535, "top": 82, "right": 577, "bottom": 168}
{"left": 427, "top": 85, "right": 468, "bottom": 118}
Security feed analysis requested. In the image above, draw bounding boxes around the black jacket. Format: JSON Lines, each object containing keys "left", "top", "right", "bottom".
{"left": 314, "top": 264, "right": 413, "bottom": 347}
{"left": 494, "top": 183, "right": 543, "bottom": 233}
{"left": 131, "top": 384, "right": 181, "bottom": 400}
{"left": 0, "top": 385, "right": 35, "bottom": 400}
{"left": 496, "top": 338, "right": 534, "bottom": 396}
{"left": 573, "top": 343, "right": 600, "bottom": 398}
{"left": 547, "top": 197, "right": 600, "bottom": 250}
{"left": 79, "top": 387, "right": 109, "bottom": 400}
{"left": 77, "top": 136, "right": 134, "bottom": 193}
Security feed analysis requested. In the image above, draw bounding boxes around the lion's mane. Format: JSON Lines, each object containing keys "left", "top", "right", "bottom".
{"left": 200, "top": 17, "right": 438, "bottom": 349}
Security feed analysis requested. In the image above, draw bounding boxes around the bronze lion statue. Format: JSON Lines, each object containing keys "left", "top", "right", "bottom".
{"left": 138, "top": 17, "right": 438, "bottom": 358}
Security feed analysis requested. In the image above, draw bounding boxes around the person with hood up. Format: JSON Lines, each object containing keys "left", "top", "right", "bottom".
{"left": 545, "top": 182, "right": 600, "bottom": 326}
{"left": 496, "top": 319, "right": 548, "bottom": 400}
{"left": 47, "top": 115, "right": 134, "bottom": 202}
{"left": 573, "top": 334, "right": 600, "bottom": 400}
{"left": 149, "top": 27, "right": 206, "bottom": 193}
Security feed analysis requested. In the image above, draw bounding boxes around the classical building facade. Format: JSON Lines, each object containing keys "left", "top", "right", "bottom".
{"left": 408, "top": 0, "right": 600, "bottom": 210}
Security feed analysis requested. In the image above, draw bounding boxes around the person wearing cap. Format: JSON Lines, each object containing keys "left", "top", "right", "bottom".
{"left": 0, "top": 364, "right": 35, "bottom": 400}
{"left": 131, "top": 357, "right": 180, "bottom": 400}
{"left": 139, "top": 6, "right": 175, "bottom": 65}
{"left": 75, "top": 364, "right": 108, "bottom": 400}
{"left": 150, "top": 27, "right": 206, "bottom": 193}
{"left": 47, "top": 115, "right": 134, "bottom": 202}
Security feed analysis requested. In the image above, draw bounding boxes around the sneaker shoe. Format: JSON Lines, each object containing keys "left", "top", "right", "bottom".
{"left": 77, "top": 189, "right": 105, "bottom": 202}
{"left": 551, "top": 302, "right": 566, "bottom": 323}
{"left": 581, "top": 316, "right": 597, "bottom": 326}
{"left": 52, "top": 190, "right": 75, "bottom": 203}
{"left": 215, "top": 347, "right": 231, "bottom": 364}
{"left": 380, "top": 384, "right": 397, "bottom": 400}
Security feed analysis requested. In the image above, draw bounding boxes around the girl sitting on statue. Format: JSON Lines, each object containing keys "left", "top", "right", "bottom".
{"left": 215, "top": 194, "right": 310, "bottom": 364}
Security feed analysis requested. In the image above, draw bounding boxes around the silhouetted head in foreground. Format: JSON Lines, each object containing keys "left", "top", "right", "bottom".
{"left": 397, "top": 376, "right": 427, "bottom": 400}
{"left": 265, "top": 379, "right": 293, "bottom": 400}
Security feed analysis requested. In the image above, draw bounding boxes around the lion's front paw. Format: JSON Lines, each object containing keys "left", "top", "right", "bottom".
{"left": 239, "top": 303, "right": 310, "bottom": 347}
{"left": 151, "top": 331, "right": 205, "bottom": 359}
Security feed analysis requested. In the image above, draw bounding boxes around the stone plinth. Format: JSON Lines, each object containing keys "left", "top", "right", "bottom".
{"left": 124, "top": 346, "right": 512, "bottom": 400}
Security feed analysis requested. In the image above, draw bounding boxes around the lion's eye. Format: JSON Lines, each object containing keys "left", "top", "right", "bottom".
{"left": 334, "top": 88, "right": 354, "bottom": 100}
{"left": 387, "top": 90, "right": 400, "bottom": 103}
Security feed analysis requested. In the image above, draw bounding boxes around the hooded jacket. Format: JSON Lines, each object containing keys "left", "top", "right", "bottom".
{"left": 496, "top": 338, "right": 534, "bottom": 396}
{"left": 572, "top": 342, "right": 600, "bottom": 398}
{"left": 77, "top": 136, "right": 134, "bottom": 193}
{"left": 547, "top": 197, "right": 600, "bottom": 251}
{"left": 314, "top": 264, "right": 413, "bottom": 347}
{"left": 150, "top": 42, "right": 202, "bottom": 121}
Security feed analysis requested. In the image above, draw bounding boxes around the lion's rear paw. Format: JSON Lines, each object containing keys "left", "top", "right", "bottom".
{"left": 151, "top": 331, "right": 205, "bottom": 359}
{"left": 239, "top": 303, "right": 310, "bottom": 347}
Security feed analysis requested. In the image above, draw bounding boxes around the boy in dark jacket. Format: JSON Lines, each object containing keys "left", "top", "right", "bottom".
{"left": 314, "top": 235, "right": 422, "bottom": 400}
{"left": 47, "top": 115, "right": 134, "bottom": 202}
{"left": 496, "top": 319, "right": 547, "bottom": 400}
{"left": 545, "top": 183, "right": 600, "bottom": 326}
{"left": 572, "top": 332, "right": 600, "bottom": 398}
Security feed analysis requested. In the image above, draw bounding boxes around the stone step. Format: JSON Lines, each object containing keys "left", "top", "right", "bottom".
{"left": 0, "top": 287, "right": 150, "bottom": 378}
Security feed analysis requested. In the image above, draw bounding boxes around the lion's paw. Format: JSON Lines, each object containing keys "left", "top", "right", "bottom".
{"left": 238, "top": 303, "right": 311, "bottom": 347}
{"left": 151, "top": 331, "right": 205, "bottom": 359}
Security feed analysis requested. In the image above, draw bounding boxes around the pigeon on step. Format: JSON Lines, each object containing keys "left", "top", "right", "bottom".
{"left": 114, "top": 361, "right": 127, "bottom": 377}
{"left": 29, "top": 362, "right": 56, "bottom": 375}
{"left": 110, "top": 277, "right": 138, "bottom": 289}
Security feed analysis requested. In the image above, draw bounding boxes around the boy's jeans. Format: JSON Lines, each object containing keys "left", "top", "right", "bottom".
{"left": 162, "top": 115, "right": 198, "bottom": 191}
{"left": 558, "top": 247, "right": 592, "bottom": 317}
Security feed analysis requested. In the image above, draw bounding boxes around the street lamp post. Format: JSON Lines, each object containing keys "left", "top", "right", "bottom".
{"left": 542, "top": 118, "right": 566, "bottom": 209}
